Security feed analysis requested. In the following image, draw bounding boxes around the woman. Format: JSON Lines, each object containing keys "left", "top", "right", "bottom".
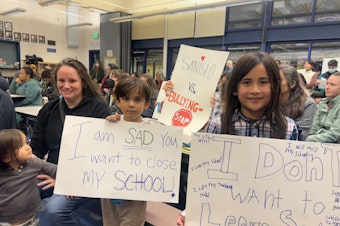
{"left": 9, "top": 66, "right": 42, "bottom": 107}
{"left": 31, "top": 58, "right": 111, "bottom": 225}
{"left": 155, "top": 71, "right": 165, "bottom": 90}
{"left": 41, "top": 68, "right": 59, "bottom": 101}
{"left": 89, "top": 60, "right": 105, "bottom": 84}
{"left": 279, "top": 65, "right": 317, "bottom": 141}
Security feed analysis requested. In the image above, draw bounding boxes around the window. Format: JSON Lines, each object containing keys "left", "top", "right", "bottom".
{"left": 269, "top": 42, "right": 310, "bottom": 68}
{"left": 271, "top": 0, "right": 313, "bottom": 25}
{"left": 315, "top": 0, "right": 340, "bottom": 22}
{"left": 228, "top": 3, "right": 263, "bottom": 29}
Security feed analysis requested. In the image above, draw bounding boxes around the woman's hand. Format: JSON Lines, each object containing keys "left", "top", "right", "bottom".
{"left": 106, "top": 113, "right": 121, "bottom": 122}
{"left": 37, "top": 174, "right": 55, "bottom": 190}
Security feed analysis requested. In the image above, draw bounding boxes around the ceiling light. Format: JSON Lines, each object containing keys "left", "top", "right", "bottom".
{"left": 35, "top": 0, "right": 65, "bottom": 6}
{"left": 110, "top": 0, "right": 261, "bottom": 23}
{"left": 67, "top": 22, "right": 93, "bottom": 28}
{"left": 0, "top": 7, "right": 26, "bottom": 16}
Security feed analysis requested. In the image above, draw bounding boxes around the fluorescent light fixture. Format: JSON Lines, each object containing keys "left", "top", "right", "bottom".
{"left": 110, "top": 0, "right": 261, "bottom": 23}
{"left": 35, "top": 0, "right": 65, "bottom": 6}
{"left": 0, "top": 7, "right": 26, "bottom": 16}
{"left": 67, "top": 22, "right": 93, "bottom": 28}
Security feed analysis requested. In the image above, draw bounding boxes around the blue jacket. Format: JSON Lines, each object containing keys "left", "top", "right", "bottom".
{"left": 9, "top": 79, "right": 42, "bottom": 107}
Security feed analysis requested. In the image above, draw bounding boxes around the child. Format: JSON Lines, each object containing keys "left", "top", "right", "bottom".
{"left": 176, "top": 51, "right": 298, "bottom": 226}
{"left": 101, "top": 76, "right": 153, "bottom": 226}
{"left": 310, "top": 91, "right": 323, "bottom": 104}
{"left": 0, "top": 129, "right": 57, "bottom": 226}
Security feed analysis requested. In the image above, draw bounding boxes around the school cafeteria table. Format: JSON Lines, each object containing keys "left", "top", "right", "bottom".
{"left": 15, "top": 106, "right": 42, "bottom": 117}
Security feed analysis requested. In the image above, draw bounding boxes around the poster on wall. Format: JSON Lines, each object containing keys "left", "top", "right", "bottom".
{"left": 22, "top": 33, "right": 29, "bottom": 42}
{"left": 5, "top": 31, "right": 12, "bottom": 40}
{"left": 31, "top": 34, "right": 37, "bottom": 43}
{"left": 4, "top": 22, "right": 12, "bottom": 31}
{"left": 39, "top": 35, "right": 45, "bottom": 44}
{"left": 14, "top": 32, "right": 21, "bottom": 41}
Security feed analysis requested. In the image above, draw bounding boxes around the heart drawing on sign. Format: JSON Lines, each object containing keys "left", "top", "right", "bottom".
{"left": 201, "top": 56, "right": 205, "bottom": 61}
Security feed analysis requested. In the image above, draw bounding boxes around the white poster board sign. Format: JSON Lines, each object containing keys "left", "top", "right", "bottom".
{"left": 54, "top": 116, "right": 183, "bottom": 203}
{"left": 158, "top": 44, "right": 229, "bottom": 136}
{"left": 186, "top": 132, "right": 340, "bottom": 225}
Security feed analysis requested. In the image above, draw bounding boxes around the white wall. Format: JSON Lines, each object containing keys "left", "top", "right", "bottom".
{"left": 1, "top": 0, "right": 101, "bottom": 69}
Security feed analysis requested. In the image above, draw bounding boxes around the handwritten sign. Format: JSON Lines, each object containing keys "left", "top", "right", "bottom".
{"left": 186, "top": 133, "right": 340, "bottom": 225}
{"left": 158, "top": 45, "right": 229, "bottom": 136}
{"left": 54, "top": 116, "right": 183, "bottom": 203}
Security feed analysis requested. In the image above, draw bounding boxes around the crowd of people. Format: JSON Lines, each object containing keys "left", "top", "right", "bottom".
{"left": 0, "top": 52, "right": 339, "bottom": 226}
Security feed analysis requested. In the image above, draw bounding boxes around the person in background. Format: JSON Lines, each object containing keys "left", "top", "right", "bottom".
{"left": 313, "top": 59, "right": 338, "bottom": 97}
{"left": 89, "top": 60, "right": 105, "bottom": 84}
{"left": 206, "top": 73, "right": 228, "bottom": 133}
{"left": 109, "top": 69, "right": 129, "bottom": 114}
{"left": 306, "top": 72, "right": 340, "bottom": 143}
{"left": 0, "top": 129, "right": 56, "bottom": 226}
{"left": 41, "top": 69, "right": 59, "bottom": 101}
{"left": 176, "top": 51, "right": 298, "bottom": 226}
{"left": 310, "top": 91, "right": 323, "bottom": 104}
{"left": 297, "top": 60, "right": 315, "bottom": 85}
{"left": 155, "top": 71, "right": 165, "bottom": 90}
{"left": 102, "top": 77, "right": 152, "bottom": 226}
{"left": 140, "top": 73, "right": 159, "bottom": 118}
{"left": 130, "top": 71, "right": 141, "bottom": 78}
{"left": 306, "top": 63, "right": 322, "bottom": 91}
{"left": 0, "top": 76, "right": 16, "bottom": 130}
{"left": 9, "top": 66, "right": 42, "bottom": 107}
{"left": 30, "top": 64, "right": 41, "bottom": 82}
{"left": 101, "top": 63, "right": 117, "bottom": 104}
{"left": 279, "top": 65, "right": 317, "bottom": 141}
{"left": 223, "top": 59, "right": 234, "bottom": 74}
{"left": 31, "top": 58, "right": 111, "bottom": 225}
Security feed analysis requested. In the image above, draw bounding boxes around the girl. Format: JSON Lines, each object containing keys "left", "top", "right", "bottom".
{"left": 177, "top": 51, "right": 298, "bottom": 226}
{"left": 221, "top": 51, "right": 297, "bottom": 139}
{"left": 0, "top": 129, "right": 56, "bottom": 226}
{"left": 279, "top": 65, "right": 317, "bottom": 140}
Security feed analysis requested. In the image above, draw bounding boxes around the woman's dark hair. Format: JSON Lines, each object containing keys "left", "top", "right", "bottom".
{"left": 221, "top": 51, "right": 287, "bottom": 139}
{"left": 140, "top": 74, "right": 157, "bottom": 92}
{"left": 108, "top": 63, "right": 119, "bottom": 70}
{"left": 279, "top": 65, "right": 307, "bottom": 119}
{"left": 0, "top": 129, "right": 22, "bottom": 169}
{"left": 22, "top": 66, "right": 34, "bottom": 78}
{"left": 115, "top": 77, "right": 151, "bottom": 103}
{"left": 53, "top": 58, "right": 101, "bottom": 99}
{"left": 41, "top": 69, "right": 52, "bottom": 80}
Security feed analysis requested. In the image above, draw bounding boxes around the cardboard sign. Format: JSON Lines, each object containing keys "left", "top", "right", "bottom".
{"left": 186, "top": 132, "right": 340, "bottom": 225}
{"left": 54, "top": 116, "right": 183, "bottom": 203}
{"left": 158, "top": 44, "right": 229, "bottom": 136}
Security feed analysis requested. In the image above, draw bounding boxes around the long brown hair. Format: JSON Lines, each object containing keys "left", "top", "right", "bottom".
{"left": 221, "top": 52, "right": 287, "bottom": 139}
{"left": 53, "top": 58, "right": 101, "bottom": 99}
{"left": 279, "top": 65, "right": 307, "bottom": 119}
